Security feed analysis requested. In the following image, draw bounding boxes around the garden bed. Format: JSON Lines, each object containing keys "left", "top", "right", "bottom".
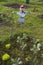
{"left": 0, "top": 33, "right": 43, "bottom": 65}
{"left": 37, "top": 14, "right": 43, "bottom": 19}
{"left": 3, "top": 3, "right": 32, "bottom": 9}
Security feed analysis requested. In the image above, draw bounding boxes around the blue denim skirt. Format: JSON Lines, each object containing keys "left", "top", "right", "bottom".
{"left": 18, "top": 17, "right": 24, "bottom": 24}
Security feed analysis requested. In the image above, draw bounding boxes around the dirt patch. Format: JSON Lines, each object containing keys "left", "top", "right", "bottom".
{"left": 0, "top": 21, "right": 12, "bottom": 27}
{"left": 37, "top": 14, "right": 43, "bottom": 19}
{"left": 3, "top": 3, "right": 32, "bottom": 9}
{"left": 0, "top": 14, "right": 12, "bottom": 27}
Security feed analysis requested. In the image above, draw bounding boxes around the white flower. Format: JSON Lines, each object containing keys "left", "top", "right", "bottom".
{"left": 18, "top": 61, "right": 23, "bottom": 64}
{"left": 37, "top": 43, "right": 41, "bottom": 51}
{"left": 12, "top": 63, "right": 16, "bottom": 65}
{"left": 18, "top": 57, "right": 21, "bottom": 61}
{"left": 17, "top": 36, "right": 20, "bottom": 39}
{"left": 34, "top": 39, "right": 40, "bottom": 44}
{"left": 11, "top": 58, "right": 15, "bottom": 62}
{"left": 23, "top": 33, "right": 26, "bottom": 36}
{"left": 30, "top": 48, "right": 33, "bottom": 51}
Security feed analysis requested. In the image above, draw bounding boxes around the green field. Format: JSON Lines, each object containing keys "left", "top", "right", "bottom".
{"left": 0, "top": 0, "right": 43, "bottom": 65}
{"left": 0, "top": 0, "right": 43, "bottom": 41}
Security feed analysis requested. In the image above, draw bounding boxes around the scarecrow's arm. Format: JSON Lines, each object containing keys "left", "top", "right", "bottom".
{"left": 27, "top": 11, "right": 32, "bottom": 14}
{"left": 27, "top": 11, "right": 35, "bottom": 15}
{"left": 11, "top": 11, "right": 17, "bottom": 14}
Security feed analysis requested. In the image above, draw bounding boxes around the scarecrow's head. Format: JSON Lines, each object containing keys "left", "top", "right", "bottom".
{"left": 20, "top": 5, "right": 25, "bottom": 12}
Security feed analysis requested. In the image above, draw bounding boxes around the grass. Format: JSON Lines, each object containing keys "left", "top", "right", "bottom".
{"left": 0, "top": 0, "right": 43, "bottom": 42}
{"left": 0, "top": 0, "right": 43, "bottom": 5}
{"left": 0, "top": 1, "right": 43, "bottom": 65}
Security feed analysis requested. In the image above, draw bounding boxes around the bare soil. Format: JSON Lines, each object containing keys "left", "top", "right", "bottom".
{"left": 3, "top": 3, "right": 32, "bottom": 9}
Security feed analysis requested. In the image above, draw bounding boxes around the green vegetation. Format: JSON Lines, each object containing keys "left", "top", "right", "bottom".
{"left": 1, "top": 33, "right": 43, "bottom": 65}
{"left": 0, "top": 4, "right": 43, "bottom": 41}
{"left": 0, "top": 0, "right": 43, "bottom": 65}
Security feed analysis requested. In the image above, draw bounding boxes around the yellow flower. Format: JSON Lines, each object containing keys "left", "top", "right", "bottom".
{"left": 2, "top": 53, "right": 10, "bottom": 61}
{"left": 5, "top": 44, "right": 11, "bottom": 49}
